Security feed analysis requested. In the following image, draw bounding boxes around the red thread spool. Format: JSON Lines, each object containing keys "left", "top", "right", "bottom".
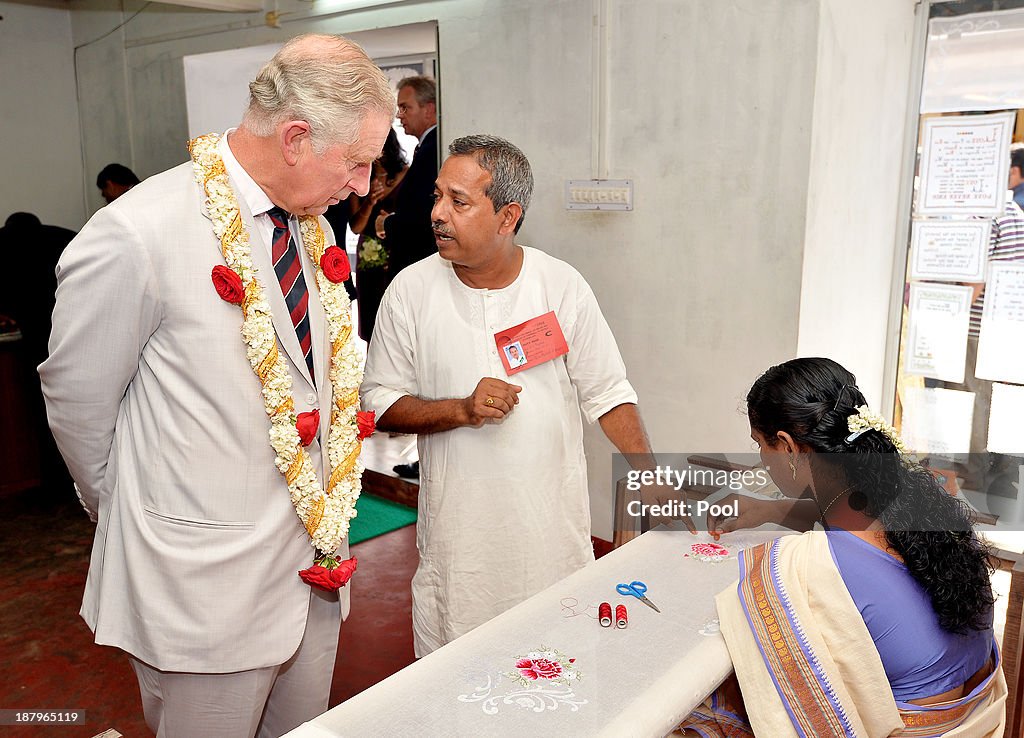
{"left": 615, "top": 604, "right": 628, "bottom": 628}
{"left": 599, "top": 602, "right": 612, "bottom": 627}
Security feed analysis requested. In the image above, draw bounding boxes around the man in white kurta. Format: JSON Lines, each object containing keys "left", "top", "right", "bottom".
{"left": 361, "top": 134, "right": 655, "bottom": 656}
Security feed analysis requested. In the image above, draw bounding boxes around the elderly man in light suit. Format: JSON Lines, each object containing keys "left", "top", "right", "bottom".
{"left": 40, "top": 35, "right": 393, "bottom": 738}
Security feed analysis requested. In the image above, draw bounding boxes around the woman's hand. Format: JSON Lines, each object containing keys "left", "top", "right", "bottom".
{"left": 368, "top": 179, "right": 387, "bottom": 204}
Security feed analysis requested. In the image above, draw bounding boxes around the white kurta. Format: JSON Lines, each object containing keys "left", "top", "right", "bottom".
{"left": 361, "top": 247, "right": 637, "bottom": 656}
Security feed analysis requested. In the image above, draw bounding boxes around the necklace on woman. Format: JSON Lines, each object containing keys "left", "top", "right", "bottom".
{"left": 817, "top": 486, "right": 852, "bottom": 528}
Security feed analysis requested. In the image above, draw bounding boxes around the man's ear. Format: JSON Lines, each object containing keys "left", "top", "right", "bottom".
{"left": 497, "top": 202, "right": 523, "bottom": 235}
{"left": 280, "top": 121, "right": 312, "bottom": 166}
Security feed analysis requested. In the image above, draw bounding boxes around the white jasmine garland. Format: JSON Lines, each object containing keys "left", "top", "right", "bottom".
{"left": 188, "top": 133, "right": 364, "bottom": 559}
{"left": 846, "top": 405, "right": 908, "bottom": 454}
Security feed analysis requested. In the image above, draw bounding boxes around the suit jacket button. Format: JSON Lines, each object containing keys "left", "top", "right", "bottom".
{"left": 307, "top": 394, "right": 316, "bottom": 405}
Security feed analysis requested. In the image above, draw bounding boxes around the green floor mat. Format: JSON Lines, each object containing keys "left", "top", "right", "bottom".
{"left": 348, "top": 493, "right": 417, "bottom": 545}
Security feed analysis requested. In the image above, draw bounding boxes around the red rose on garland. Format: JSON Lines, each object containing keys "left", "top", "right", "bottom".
{"left": 320, "top": 246, "right": 351, "bottom": 283}
{"left": 299, "top": 556, "right": 357, "bottom": 592}
{"left": 211, "top": 265, "right": 244, "bottom": 304}
{"left": 356, "top": 410, "right": 376, "bottom": 440}
{"left": 296, "top": 410, "right": 320, "bottom": 446}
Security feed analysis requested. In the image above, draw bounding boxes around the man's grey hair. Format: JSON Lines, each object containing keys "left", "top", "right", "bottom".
{"left": 397, "top": 75, "right": 436, "bottom": 105}
{"left": 448, "top": 134, "right": 533, "bottom": 233}
{"left": 242, "top": 34, "right": 395, "bottom": 154}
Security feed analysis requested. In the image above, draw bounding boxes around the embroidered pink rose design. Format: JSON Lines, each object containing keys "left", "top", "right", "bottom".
{"left": 504, "top": 647, "right": 581, "bottom": 687}
{"left": 516, "top": 657, "right": 564, "bottom": 680}
{"left": 690, "top": 542, "right": 729, "bottom": 558}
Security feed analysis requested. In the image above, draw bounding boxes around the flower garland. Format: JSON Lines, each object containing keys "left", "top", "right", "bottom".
{"left": 188, "top": 133, "right": 374, "bottom": 588}
{"left": 846, "top": 405, "right": 908, "bottom": 454}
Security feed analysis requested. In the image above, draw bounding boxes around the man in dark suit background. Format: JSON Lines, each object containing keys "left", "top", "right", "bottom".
{"left": 0, "top": 212, "right": 76, "bottom": 491}
{"left": 0, "top": 212, "right": 75, "bottom": 366}
{"left": 376, "top": 75, "right": 438, "bottom": 275}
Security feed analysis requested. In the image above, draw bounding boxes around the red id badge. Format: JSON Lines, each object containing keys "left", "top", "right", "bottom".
{"left": 494, "top": 311, "right": 569, "bottom": 375}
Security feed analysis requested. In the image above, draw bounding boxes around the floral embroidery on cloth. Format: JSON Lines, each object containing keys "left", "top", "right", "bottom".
{"left": 457, "top": 647, "right": 587, "bottom": 715}
{"left": 685, "top": 541, "right": 731, "bottom": 562}
{"left": 504, "top": 647, "right": 581, "bottom": 687}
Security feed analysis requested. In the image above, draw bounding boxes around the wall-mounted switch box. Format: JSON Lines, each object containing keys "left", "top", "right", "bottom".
{"left": 565, "top": 179, "right": 633, "bottom": 211}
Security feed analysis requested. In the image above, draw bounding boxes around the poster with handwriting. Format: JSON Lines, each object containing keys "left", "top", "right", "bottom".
{"left": 905, "top": 282, "right": 973, "bottom": 383}
{"left": 916, "top": 112, "right": 1014, "bottom": 217}
{"left": 976, "top": 262, "right": 1024, "bottom": 384}
{"left": 909, "top": 220, "right": 989, "bottom": 282}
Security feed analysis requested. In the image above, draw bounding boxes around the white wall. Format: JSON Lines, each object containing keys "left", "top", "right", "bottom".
{"left": 50, "top": 0, "right": 918, "bottom": 539}
{"left": 796, "top": 0, "right": 917, "bottom": 411}
{"left": 0, "top": 1, "right": 84, "bottom": 230}
{"left": 582, "top": 0, "right": 821, "bottom": 536}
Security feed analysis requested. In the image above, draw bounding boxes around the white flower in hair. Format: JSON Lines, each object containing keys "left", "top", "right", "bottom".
{"left": 846, "top": 405, "right": 908, "bottom": 454}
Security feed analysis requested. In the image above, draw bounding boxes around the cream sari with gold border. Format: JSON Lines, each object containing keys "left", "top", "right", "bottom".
{"left": 706, "top": 532, "right": 1005, "bottom": 737}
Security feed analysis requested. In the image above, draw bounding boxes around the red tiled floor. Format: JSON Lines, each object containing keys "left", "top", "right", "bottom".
{"left": 0, "top": 488, "right": 149, "bottom": 738}
{"left": 0, "top": 484, "right": 417, "bottom": 737}
{"left": 331, "top": 524, "right": 417, "bottom": 704}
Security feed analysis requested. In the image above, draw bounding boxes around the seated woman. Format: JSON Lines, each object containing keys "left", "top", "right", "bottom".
{"left": 681, "top": 357, "right": 1005, "bottom": 737}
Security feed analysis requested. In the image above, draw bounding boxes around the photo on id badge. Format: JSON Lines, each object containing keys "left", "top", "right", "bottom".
{"left": 504, "top": 342, "right": 528, "bottom": 368}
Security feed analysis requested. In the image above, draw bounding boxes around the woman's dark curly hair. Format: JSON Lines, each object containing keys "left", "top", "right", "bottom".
{"left": 746, "top": 357, "right": 993, "bottom": 635}
{"left": 378, "top": 128, "right": 407, "bottom": 179}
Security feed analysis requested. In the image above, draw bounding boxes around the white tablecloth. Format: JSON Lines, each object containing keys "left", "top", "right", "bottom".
{"left": 285, "top": 529, "right": 784, "bottom": 738}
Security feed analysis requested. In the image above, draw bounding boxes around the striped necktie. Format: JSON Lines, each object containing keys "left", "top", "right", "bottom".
{"left": 267, "top": 207, "right": 314, "bottom": 382}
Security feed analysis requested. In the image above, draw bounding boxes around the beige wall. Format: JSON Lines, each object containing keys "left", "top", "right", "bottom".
{"left": 797, "top": 0, "right": 917, "bottom": 413}
{"left": 0, "top": 1, "right": 84, "bottom": 230}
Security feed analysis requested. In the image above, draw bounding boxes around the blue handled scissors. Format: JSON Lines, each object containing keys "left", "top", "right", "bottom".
{"left": 616, "top": 580, "right": 661, "bottom": 613}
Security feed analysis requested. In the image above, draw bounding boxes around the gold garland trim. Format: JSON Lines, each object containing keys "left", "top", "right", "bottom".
{"left": 335, "top": 387, "right": 359, "bottom": 414}
{"left": 304, "top": 496, "right": 325, "bottom": 537}
{"left": 327, "top": 444, "right": 362, "bottom": 495}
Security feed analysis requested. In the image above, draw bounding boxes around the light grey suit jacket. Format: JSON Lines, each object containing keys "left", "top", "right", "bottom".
{"left": 40, "top": 161, "right": 347, "bottom": 673}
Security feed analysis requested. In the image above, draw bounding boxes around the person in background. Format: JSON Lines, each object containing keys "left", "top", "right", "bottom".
{"left": 375, "top": 75, "right": 438, "bottom": 275}
{"left": 947, "top": 189, "right": 1024, "bottom": 496}
{"left": 95, "top": 163, "right": 140, "bottom": 203}
{"left": 0, "top": 212, "right": 76, "bottom": 491}
{"left": 348, "top": 128, "right": 408, "bottom": 341}
{"left": 1010, "top": 146, "right": 1024, "bottom": 211}
{"left": 683, "top": 357, "right": 1004, "bottom": 737}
